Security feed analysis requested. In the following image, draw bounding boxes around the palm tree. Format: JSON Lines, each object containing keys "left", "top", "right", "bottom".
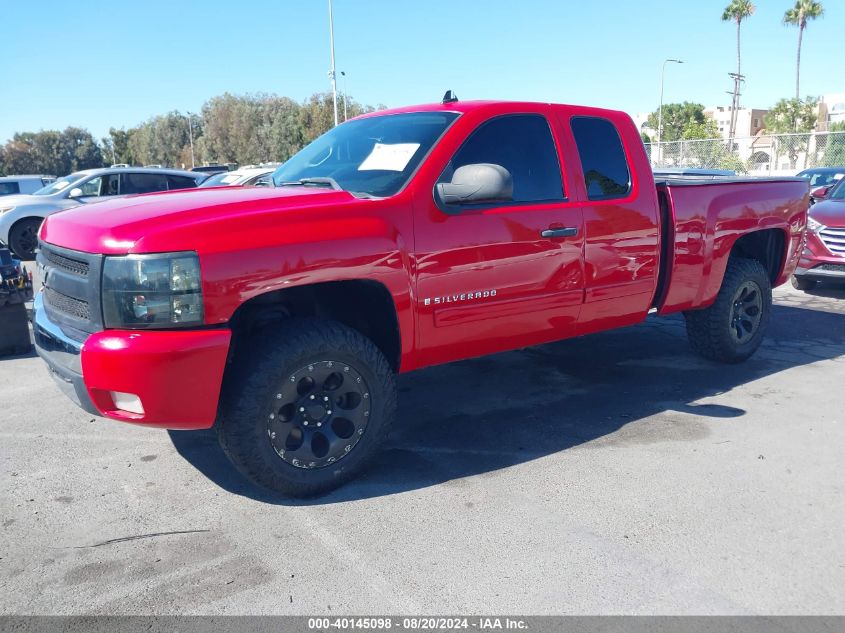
{"left": 722, "top": 1, "right": 755, "bottom": 81}
{"left": 721, "top": 1, "right": 755, "bottom": 143}
{"left": 784, "top": 0, "right": 824, "bottom": 100}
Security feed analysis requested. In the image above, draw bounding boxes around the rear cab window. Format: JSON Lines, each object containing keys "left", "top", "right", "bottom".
{"left": 570, "top": 116, "right": 631, "bottom": 200}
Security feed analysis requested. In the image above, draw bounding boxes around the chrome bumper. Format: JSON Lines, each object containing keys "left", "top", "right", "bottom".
{"left": 32, "top": 292, "right": 99, "bottom": 416}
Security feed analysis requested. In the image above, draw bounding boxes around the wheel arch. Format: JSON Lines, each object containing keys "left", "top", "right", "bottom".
{"left": 226, "top": 279, "right": 403, "bottom": 373}
{"left": 727, "top": 227, "right": 788, "bottom": 284}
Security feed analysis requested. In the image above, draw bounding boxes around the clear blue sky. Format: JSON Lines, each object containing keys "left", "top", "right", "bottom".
{"left": 1, "top": 0, "right": 841, "bottom": 143}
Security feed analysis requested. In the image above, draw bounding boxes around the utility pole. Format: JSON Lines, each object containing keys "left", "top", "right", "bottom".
{"left": 328, "top": 0, "right": 339, "bottom": 127}
{"left": 341, "top": 71, "right": 348, "bottom": 121}
{"left": 185, "top": 112, "right": 195, "bottom": 168}
{"left": 726, "top": 72, "right": 745, "bottom": 151}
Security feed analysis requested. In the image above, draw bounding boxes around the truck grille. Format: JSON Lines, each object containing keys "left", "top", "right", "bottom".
{"left": 819, "top": 227, "right": 845, "bottom": 255}
{"left": 41, "top": 248, "right": 90, "bottom": 277}
{"left": 44, "top": 287, "right": 90, "bottom": 320}
{"left": 37, "top": 242, "right": 104, "bottom": 340}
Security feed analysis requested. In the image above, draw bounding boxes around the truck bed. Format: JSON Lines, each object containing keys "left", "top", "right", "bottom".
{"left": 654, "top": 176, "right": 809, "bottom": 315}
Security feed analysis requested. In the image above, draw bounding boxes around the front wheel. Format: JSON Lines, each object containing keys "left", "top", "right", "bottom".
{"left": 218, "top": 319, "right": 396, "bottom": 497}
{"left": 684, "top": 257, "right": 772, "bottom": 364}
{"left": 8, "top": 218, "right": 42, "bottom": 260}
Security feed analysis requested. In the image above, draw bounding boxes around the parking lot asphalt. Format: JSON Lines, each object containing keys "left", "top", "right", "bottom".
{"left": 1, "top": 283, "right": 844, "bottom": 615}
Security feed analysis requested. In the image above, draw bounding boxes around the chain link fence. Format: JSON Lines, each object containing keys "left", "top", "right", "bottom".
{"left": 645, "top": 131, "right": 845, "bottom": 174}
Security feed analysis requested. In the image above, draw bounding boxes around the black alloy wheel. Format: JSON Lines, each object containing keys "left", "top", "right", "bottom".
{"left": 267, "top": 360, "right": 372, "bottom": 469}
{"left": 728, "top": 280, "right": 763, "bottom": 344}
{"left": 218, "top": 319, "right": 395, "bottom": 497}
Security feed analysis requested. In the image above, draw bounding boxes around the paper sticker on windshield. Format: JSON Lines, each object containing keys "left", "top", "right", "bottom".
{"left": 358, "top": 143, "right": 420, "bottom": 171}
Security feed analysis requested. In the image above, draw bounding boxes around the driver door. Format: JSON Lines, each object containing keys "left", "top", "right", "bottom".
{"left": 413, "top": 110, "right": 584, "bottom": 367}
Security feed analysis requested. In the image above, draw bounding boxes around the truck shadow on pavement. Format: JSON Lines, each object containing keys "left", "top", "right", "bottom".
{"left": 168, "top": 302, "right": 845, "bottom": 505}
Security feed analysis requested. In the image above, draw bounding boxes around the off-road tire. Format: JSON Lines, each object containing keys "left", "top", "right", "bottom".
{"left": 791, "top": 275, "right": 817, "bottom": 291}
{"left": 217, "top": 319, "right": 396, "bottom": 497}
{"left": 684, "top": 257, "right": 771, "bottom": 364}
{"left": 8, "top": 218, "right": 42, "bottom": 261}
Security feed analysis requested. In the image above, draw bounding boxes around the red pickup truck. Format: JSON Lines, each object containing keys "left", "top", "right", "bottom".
{"left": 33, "top": 98, "right": 808, "bottom": 496}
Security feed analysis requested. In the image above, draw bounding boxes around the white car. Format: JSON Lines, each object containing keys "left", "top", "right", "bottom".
{"left": 0, "top": 175, "right": 56, "bottom": 196}
{"left": 0, "top": 166, "right": 203, "bottom": 260}
{"left": 198, "top": 166, "right": 276, "bottom": 188}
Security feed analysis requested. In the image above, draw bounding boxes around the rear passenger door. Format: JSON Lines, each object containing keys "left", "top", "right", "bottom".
{"left": 120, "top": 172, "right": 168, "bottom": 195}
{"left": 564, "top": 115, "right": 660, "bottom": 335}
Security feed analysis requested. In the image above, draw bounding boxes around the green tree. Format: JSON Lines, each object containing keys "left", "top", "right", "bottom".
{"left": 127, "top": 111, "right": 195, "bottom": 167}
{"left": 101, "top": 127, "right": 135, "bottom": 166}
{"left": 765, "top": 97, "right": 818, "bottom": 168}
{"left": 783, "top": 1, "right": 824, "bottom": 100}
{"left": 822, "top": 121, "right": 845, "bottom": 166}
{"left": 0, "top": 128, "right": 103, "bottom": 175}
{"left": 646, "top": 102, "right": 710, "bottom": 143}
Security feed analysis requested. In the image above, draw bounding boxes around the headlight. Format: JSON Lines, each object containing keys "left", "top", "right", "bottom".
{"left": 807, "top": 216, "right": 824, "bottom": 232}
{"left": 102, "top": 252, "right": 203, "bottom": 328}
{"left": 0, "top": 206, "right": 15, "bottom": 214}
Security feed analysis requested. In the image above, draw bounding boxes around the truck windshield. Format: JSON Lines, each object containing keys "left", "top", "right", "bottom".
{"left": 272, "top": 111, "right": 459, "bottom": 198}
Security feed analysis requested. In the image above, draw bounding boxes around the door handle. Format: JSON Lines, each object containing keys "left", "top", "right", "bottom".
{"left": 540, "top": 227, "right": 578, "bottom": 239}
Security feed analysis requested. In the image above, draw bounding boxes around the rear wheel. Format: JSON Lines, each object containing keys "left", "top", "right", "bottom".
{"left": 8, "top": 218, "right": 42, "bottom": 260}
{"left": 684, "top": 257, "right": 771, "bottom": 364}
{"left": 218, "top": 319, "right": 396, "bottom": 497}
{"left": 791, "top": 275, "right": 817, "bottom": 291}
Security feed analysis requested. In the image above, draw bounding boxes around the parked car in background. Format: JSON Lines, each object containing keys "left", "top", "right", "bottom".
{"left": 653, "top": 168, "right": 737, "bottom": 179}
{"left": 796, "top": 167, "right": 845, "bottom": 190}
{"left": 0, "top": 166, "right": 204, "bottom": 260}
{"left": 198, "top": 166, "right": 277, "bottom": 188}
{"left": 190, "top": 164, "right": 235, "bottom": 176}
{"left": 793, "top": 176, "right": 845, "bottom": 290}
{"left": 0, "top": 175, "right": 56, "bottom": 196}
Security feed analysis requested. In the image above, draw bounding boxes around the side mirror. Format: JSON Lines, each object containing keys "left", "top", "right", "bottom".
{"left": 810, "top": 186, "right": 831, "bottom": 201}
{"left": 436, "top": 163, "right": 513, "bottom": 205}
{"left": 68, "top": 187, "right": 83, "bottom": 199}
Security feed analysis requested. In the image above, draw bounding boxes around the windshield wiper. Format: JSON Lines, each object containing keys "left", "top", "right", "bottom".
{"left": 279, "top": 177, "right": 344, "bottom": 191}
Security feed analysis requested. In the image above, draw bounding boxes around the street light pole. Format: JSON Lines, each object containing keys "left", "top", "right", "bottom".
{"left": 341, "top": 71, "right": 348, "bottom": 121}
{"left": 657, "top": 58, "right": 683, "bottom": 165}
{"left": 328, "top": 0, "right": 339, "bottom": 127}
{"left": 185, "top": 112, "right": 195, "bottom": 169}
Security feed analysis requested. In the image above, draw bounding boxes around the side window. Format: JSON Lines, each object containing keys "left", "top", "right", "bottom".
{"left": 571, "top": 117, "right": 631, "bottom": 200}
{"left": 79, "top": 176, "right": 102, "bottom": 197}
{"left": 0, "top": 182, "right": 20, "bottom": 195}
{"left": 167, "top": 175, "right": 199, "bottom": 190}
{"left": 102, "top": 174, "right": 120, "bottom": 196}
{"left": 121, "top": 172, "right": 168, "bottom": 195}
{"left": 442, "top": 114, "right": 564, "bottom": 204}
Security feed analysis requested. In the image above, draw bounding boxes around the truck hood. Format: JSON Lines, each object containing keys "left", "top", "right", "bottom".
{"left": 39, "top": 186, "right": 364, "bottom": 255}
{"left": 809, "top": 198, "right": 845, "bottom": 228}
